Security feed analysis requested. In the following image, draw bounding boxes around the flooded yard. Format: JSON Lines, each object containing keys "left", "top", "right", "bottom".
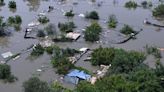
{"left": 0, "top": 0, "right": 164, "bottom": 92}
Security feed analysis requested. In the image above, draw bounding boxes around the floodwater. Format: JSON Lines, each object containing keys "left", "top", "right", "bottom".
{"left": 0, "top": 0, "right": 164, "bottom": 92}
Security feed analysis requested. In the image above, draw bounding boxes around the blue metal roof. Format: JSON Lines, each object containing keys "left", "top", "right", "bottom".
{"left": 67, "top": 69, "right": 91, "bottom": 80}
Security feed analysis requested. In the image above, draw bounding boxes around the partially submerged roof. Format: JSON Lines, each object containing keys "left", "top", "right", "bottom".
{"left": 67, "top": 69, "right": 91, "bottom": 80}
{"left": 1, "top": 52, "right": 13, "bottom": 59}
{"left": 79, "top": 47, "right": 88, "bottom": 52}
{"left": 66, "top": 32, "right": 81, "bottom": 40}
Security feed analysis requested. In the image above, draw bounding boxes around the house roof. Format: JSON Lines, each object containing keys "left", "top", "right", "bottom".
{"left": 67, "top": 69, "right": 91, "bottom": 80}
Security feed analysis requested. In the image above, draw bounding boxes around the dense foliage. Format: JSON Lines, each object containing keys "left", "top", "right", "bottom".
{"left": 125, "top": 1, "right": 138, "bottom": 9}
{"left": 23, "top": 77, "right": 50, "bottom": 92}
{"left": 153, "top": 4, "right": 164, "bottom": 17}
{"left": 8, "top": 1, "right": 16, "bottom": 9}
{"left": 31, "top": 44, "right": 45, "bottom": 56}
{"left": 120, "top": 25, "right": 136, "bottom": 35}
{"left": 0, "top": 64, "right": 16, "bottom": 82}
{"left": 85, "top": 11, "right": 99, "bottom": 20}
{"left": 8, "top": 15, "right": 22, "bottom": 25}
{"left": 58, "top": 22, "right": 76, "bottom": 33}
{"left": 84, "top": 22, "right": 102, "bottom": 42}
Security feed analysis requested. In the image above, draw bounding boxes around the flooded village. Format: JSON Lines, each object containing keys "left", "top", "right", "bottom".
{"left": 0, "top": 0, "right": 164, "bottom": 92}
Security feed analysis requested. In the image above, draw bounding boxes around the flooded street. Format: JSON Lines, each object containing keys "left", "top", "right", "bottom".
{"left": 0, "top": 0, "right": 164, "bottom": 92}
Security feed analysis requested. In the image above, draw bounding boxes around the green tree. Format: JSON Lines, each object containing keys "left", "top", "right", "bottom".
{"left": 85, "top": 11, "right": 99, "bottom": 20}
{"left": 75, "top": 81, "right": 97, "bottom": 92}
{"left": 153, "top": 4, "right": 164, "bottom": 17}
{"left": 65, "top": 10, "right": 75, "bottom": 17}
{"left": 8, "top": 1, "right": 16, "bottom": 9}
{"left": 0, "top": 64, "right": 11, "bottom": 79}
{"left": 125, "top": 1, "right": 138, "bottom": 9}
{"left": 84, "top": 22, "right": 102, "bottom": 42}
{"left": 90, "top": 47, "right": 115, "bottom": 65}
{"left": 23, "top": 77, "right": 50, "bottom": 92}
{"left": 31, "top": 44, "right": 45, "bottom": 56}
{"left": 108, "top": 15, "right": 117, "bottom": 28}
{"left": 120, "top": 25, "right": 136, "bottom": 35}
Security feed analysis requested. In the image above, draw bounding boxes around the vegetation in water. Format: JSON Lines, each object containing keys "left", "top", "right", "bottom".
{"left": 65, "top": 10, "right": 75, "bottom": 17}
{"left": 0, "top": 64, "right": 17, "bottom": 82}
{"left": 85, "top": 11, "right": 99, "bottom": 20}
{"left": 120, "top": 25, "right": 136, "bottom": 35}
{"left": 23, "top": 77, "right": 50, "bottom": 92}
{"left": 145, "top": 45, "right": 162, "bottom": 59}
{"left": 0, "top": 17, "right": 7, "bottom": 36}
{"left": 153, "top": 4, "right": 164, "bottom": 17}
{"left": 7, "top": 15, "right": 22, "bottom": 30}
{"left": 38, "top": 16, "right": 49, "bottom": 24}
{"left": 8, "top": 1, "right": 16, "bottom": 9}
{"left": 0, "top": 0, "right": 5, "bottom": 5}
{"left": 141, "top": 1, "right": 152, "bottom": 8}
{"left": 58, "top": 22, "right": 76, "bottom": 33}
{"left": 125, "top": 1, "right": 138, "bottom": 9}
{"left": 108, "top": 14, "right": 117, "bottom": 28}
{"left": 84, "top": 22, "right": 102, "bottom": 42}
{"left": 44, "top": 24, "right": 56, "bottom": 36}
{"left": 31, "top": 44, "right": 45, "bottom": 57}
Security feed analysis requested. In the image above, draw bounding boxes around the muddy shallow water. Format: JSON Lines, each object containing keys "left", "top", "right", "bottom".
{"left": 0, "top": 0, "right": 164, "bottom": 92}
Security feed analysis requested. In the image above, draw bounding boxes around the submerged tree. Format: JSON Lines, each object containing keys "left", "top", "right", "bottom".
{"left": 125, "top": 1, "right": 138, "bottom": 9}
{"left": 85, "top": 11, "right": 99, "bottom": 20}
{"left": 108, "top": 15, "right": 117, "bottom": 28}
{"left": 23, "top": 77, "right": 50, "bottom": 92}
{"left": 153, "top": 4, "right": 164, "bottom": 17}
{"left": 84, "top": 22, "right": 102, "bottom": 42}
{"left": 120, "top": 25, "right": 136, "bottom": 35}
{"left": 8, "top": 1, "right": 16, "bottom": 9}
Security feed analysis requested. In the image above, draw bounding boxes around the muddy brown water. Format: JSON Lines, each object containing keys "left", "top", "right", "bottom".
{"left": 0, "top": 0, "right": 164, "bottom": 92}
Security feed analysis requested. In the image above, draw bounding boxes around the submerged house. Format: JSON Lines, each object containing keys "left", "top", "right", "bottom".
{"left": 64, "top": 69, "right": 91, "bottom": 84}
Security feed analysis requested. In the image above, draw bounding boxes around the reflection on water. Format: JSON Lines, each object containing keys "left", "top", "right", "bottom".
{"left": 24, "top": 0, "right": 41, "bottom": 11}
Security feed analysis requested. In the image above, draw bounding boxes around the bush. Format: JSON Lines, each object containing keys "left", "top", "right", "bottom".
{"left": 58, "top": 22, "right": 76, "bottom": 33}
{"left": 45, "top": 46, "right": 53, "bottom": 54}
{"left": 65, "top": 10, "right": 75, "bottom": 17}
{"left": 23, "top": 77, "right": 50, "bottom": 92}
{"left": 31, "top": 44, "right": 45, "bottom": 56}
{"left": 108, "top": 15, "right": 117, "bottom": 28}
{"left": 0, "top": 64, "right": 11, "bottom": 79}
{"left": 38, "top": 16, "right": 49, "bottom": 24}
{"left": 125, "top": 1, "right": 138, "bottom": 9}
{"left": 8, "top": 1, "right": 16, "bottom": 9}
{"left": 120, "top": 25, "right": 136, "bottom": 35}
{"left": 153, "top": 4, "right": 164, "bottom": 17}
{"left": 37, "top": 30, "right": 45, "bottom": 37}
{"left": 91, "top": 47, "right": 115, "bottom": 65}
{"left": 84, "top": 22, "right": 102, "bottom": 42}
{"left": 85, "top": 11, "right": 99, "bottom": 20}
{"left": 0, "top": 0, "right": 5, "bottom": 5}
{"left": 7, "top": 15, "right": 22, "bottom": 25}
